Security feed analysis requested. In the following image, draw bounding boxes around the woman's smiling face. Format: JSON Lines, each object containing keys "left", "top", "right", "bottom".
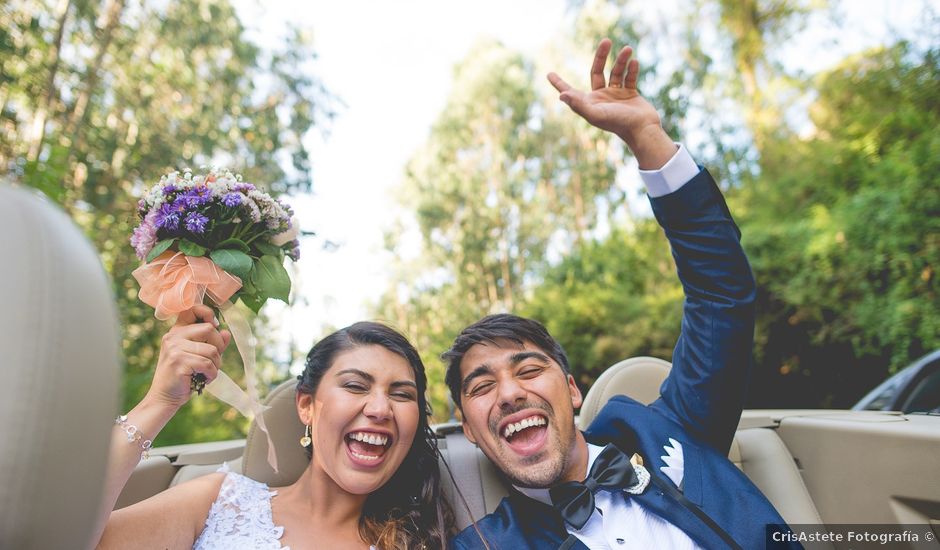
{"left": 297, "top": 344, "right": 420, "bottom": 495}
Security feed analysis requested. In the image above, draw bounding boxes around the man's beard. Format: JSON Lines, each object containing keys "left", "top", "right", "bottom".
{"left": 502, "top": 440, "right": 570, "bottom": 488}
{"left": 488, "top": 401, "right": 576, "bottom": 488}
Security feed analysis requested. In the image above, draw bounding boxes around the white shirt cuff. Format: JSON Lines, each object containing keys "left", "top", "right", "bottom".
{"left": 638, "top": 143, "right": 699, "bottom": 198}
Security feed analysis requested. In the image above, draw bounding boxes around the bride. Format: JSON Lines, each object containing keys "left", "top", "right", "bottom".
{"left": 91, "top": 304, "right": 454, "bottom": 549}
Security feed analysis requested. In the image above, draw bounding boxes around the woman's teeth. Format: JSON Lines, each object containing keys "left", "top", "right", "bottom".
{"left": 503, "top": 416, "right": 547, "bottom": 439}
{"left": 347, "top": 431, "right": 389, "bottom": 446}
{"left": 351, "top": 450, "right": 381, "bottom": 461}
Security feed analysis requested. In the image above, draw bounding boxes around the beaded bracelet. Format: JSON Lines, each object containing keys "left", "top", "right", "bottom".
{"left": 115, "top": 415, "right": 153, "bottom": 459}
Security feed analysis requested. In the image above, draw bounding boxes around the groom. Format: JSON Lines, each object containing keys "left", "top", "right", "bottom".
{"left": 444, "top": 39, "right": 797, "bottom": 549}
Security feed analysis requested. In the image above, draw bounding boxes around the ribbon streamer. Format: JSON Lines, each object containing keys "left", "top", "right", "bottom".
{"left": 132, "top": 251, "right": 279, "bottom": 472}
{"left": 213, "top": 300, "right": 278, "bottom": 472}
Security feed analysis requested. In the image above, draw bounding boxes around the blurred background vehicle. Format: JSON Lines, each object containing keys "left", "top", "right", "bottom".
{"left": 852, "top": 349, "right": 940, "bottom": 414}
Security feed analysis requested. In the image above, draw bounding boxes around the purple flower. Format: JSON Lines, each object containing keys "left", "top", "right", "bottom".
{"left": 287, "top": 239, "right": 301, "bottom": 261}
{"left": 222, "top": 192, "right": 243, "bottom": 207}
{"left": 178, "top": 187, "right": 212, "bottom": 208}
{"left": 185, "top": 211, "right": 209, "bottom": 233}
{"left": 162, "top": 184, "right": 177, "bottom": 195}
{"left": 154, "top": 202, "right": 180, "bottom": 231}
{"left": 130, "top": 211, "right": 159, "bottom": 260}
{"left": 233, "top": 183, "right": 256, "bottom": 193}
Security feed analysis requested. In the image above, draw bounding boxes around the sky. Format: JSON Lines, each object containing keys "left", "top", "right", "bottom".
{"left": 230, "top": 0, "right": 931, "bottom": 372}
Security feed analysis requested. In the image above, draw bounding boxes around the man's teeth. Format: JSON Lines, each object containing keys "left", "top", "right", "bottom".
{"left": 348, "top": 432, "right": 389, "bottom": 446}
{"left": 503, "top": 416, "right": 547, "bottom": 439}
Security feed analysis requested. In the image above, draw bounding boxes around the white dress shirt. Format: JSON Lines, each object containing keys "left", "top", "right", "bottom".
{"left": 637, "top": 143, "right": 699, "bottom": 197}
{"left": 515, "top": 443, "right": 702, "bottom": 550}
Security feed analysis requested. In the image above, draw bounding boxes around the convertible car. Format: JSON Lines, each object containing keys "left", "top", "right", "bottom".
{"left": 3, "top": 185, "right": 939, "bottom": 550}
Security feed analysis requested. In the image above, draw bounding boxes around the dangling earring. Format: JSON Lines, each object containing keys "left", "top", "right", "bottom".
{"left": 299, "top": 424, "right": 312, "bottom": 448}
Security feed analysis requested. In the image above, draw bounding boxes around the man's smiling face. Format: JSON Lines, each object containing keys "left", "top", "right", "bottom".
{"left": 458, "top": 339, "right": 584, "bottom": 488}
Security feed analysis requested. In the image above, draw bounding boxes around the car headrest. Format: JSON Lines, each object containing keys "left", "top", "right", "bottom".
{"left": 0, "top": 186, "right": 121, "bottom": 549}
{"left": 241, "top": 378, "right": 309, "bottom": 486}
{"left": 577, "top": 356, "right": 671, "bottom": 429}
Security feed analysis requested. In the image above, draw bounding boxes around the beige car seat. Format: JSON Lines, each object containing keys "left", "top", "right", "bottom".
{"left": 241, "top": 378, "right": 308, "bottom": 486}
{"left": 0, "top": 186, "right": 121, "bottom": 550}
{"left": 578, "top": 357, "right": 824, "bottom": 524}
{"left": 171, "top": 378, "right": 307, "bottom": 487}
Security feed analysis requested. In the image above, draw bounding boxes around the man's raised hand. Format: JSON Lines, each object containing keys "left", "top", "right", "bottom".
{"left": 548, "top": 39, "right": 675, "bottom": 169}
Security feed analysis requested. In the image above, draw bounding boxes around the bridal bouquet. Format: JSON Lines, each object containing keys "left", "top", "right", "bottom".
{"left": 130, "top": 167, "right": 300, "bottom": 316}
{"left": 130, "top": 167, "right": 298, "bottom": 471}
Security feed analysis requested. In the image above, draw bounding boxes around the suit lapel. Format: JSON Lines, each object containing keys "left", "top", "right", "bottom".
{"left": 678, "top": 438, "right": 704, "bottom": 506}
{"left": 506, "top": 491, "right": 590, "bottom": 550}
{"left": 657, "top": 436, "right": 703, "bottom": 507}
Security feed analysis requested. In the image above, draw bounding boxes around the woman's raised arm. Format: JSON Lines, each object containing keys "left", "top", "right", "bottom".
{"left": 89, "top": 304, "right": 231, "bottom": 549}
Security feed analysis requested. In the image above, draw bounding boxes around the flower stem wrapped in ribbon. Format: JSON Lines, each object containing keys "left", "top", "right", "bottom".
{"left": 131, "top": 167, "right": 302, "bottom": 472}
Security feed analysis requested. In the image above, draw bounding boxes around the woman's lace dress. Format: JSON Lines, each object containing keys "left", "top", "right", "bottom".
{"left": 193, "top": 466, "right": 287, "bottom": 550}
{"left": 192, "top": 466, "right": 377, "bottom": 550}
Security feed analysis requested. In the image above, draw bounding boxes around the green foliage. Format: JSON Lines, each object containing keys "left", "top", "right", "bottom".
{"left": 210, "top": 248, "right": 253, "bottom": 280}
{"left": 522, "top": 225, "right": 683, "bottom": 389}
{"left": 178, "top": 239, "right": 206, "bottom": 257}
{"left": 738, "top": 41, "right": 940, "bottom": 406}
{"left": 252, "top": 254, "right": 292, "bottom": 304}
{"left": 217, "top": 238, "right": 250, "bottom": 253}
{"left": 1, "top": 0, "right": 332, "bottom": 444}
{"left": 146, "top": 238, "right": 175, "bottom": 262}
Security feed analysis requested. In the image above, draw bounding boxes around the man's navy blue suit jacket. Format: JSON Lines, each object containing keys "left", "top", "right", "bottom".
{"left": 451, "top": 168, "right": 800, "bottom": 550}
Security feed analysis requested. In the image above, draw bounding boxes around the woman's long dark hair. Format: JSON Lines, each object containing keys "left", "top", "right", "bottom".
{"left": 296, "top": 321, "right": 455, "bottom": 549}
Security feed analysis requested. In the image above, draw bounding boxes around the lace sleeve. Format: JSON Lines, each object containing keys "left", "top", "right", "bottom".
{"left": 192, "top": 469, "right": 286, "bottom": 550}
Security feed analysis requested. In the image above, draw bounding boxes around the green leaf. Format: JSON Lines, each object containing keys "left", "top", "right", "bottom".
{"left": 240, "top": 293, "right": 266, "bottom": 314}
{"left": 217, "top": 238, "right": 250, "bottom": 253}
{"left": 210, "top": 249, "right": 253, "bottom": 280}
{"left": 251, "top": 254, "right": 291, "bottom": 303}
{"left": 178, "top": 239, "right": 206, "bottom": 256}
{"left": 146, "top": 239, "right": 176, "bottom": 262}
{"left": 255, "top": 241, "right": 283, "bottom": 256}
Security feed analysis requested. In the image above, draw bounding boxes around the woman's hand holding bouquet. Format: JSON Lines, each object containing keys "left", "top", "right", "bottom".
{"left": 145, "top": 305, "right": 232, "bottom": 411}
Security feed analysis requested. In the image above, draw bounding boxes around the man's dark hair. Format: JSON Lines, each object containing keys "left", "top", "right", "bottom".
{"left": 442, "top": 313, "right": 570, "bottom": 409}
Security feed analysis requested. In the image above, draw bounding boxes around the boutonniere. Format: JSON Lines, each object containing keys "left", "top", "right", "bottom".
{"left": 625, "top": 452, "right": 651, "bottom": 494}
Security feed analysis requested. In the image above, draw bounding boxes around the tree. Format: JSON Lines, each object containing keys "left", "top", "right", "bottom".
{"left": 738, "top": 41, "right": 940, "bottom": 406}
{"left": 1, "top": 0, "right": 334, "bottom": 443}
{"left": 522, "top": 225, "right": 683, "bottom": 389}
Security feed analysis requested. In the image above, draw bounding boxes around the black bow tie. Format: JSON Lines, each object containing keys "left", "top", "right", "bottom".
{"left": 549, "top": 444, "right": 639, "bottom": 530}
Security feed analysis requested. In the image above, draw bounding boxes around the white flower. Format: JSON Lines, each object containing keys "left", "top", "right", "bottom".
{"left": 248, "top": 189, "right": 288, "bottom": 229}
{"left": 244, "top": 197, "right": 262, "bottom": 223}
{"left": 271, "top": 215, "right": 300, "bottom": 246}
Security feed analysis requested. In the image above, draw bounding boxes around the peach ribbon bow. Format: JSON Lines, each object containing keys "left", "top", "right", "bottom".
{"left": 133, "top": 251, "right": 242, "bottom": 320}
{"left": 132, "top": 251, "right": 279, "bottom": 472}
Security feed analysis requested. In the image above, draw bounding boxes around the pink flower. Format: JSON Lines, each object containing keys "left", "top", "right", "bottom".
{"left": 130, "top": 210, "right": 159, "bottom": 260}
